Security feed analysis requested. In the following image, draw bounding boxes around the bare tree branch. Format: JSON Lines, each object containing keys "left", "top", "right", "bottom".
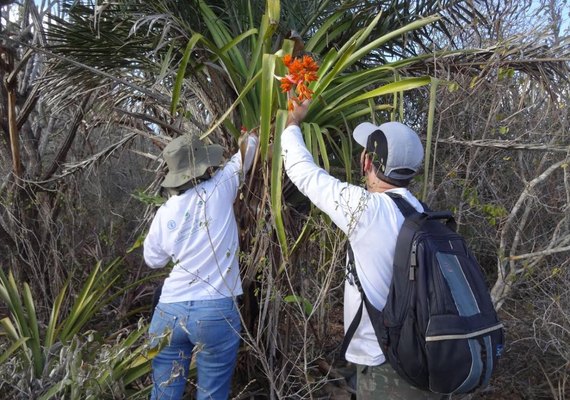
{"left": 493, "top": 157, "right": 569, "bottom": 308}
{"left": 42, "top": 94, "right": 91, "bottom": 180}
{"left": 510, "top": 245, "right": 570, "bottom": 261}
{"left": 437, "top": 138, "right": 569, "bottom": 153}
{"left": 22, "top": 132, "right": 138, "bottom": 186}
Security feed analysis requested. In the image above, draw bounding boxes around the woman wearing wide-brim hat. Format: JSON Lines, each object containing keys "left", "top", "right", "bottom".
{"left": 144, "top": 132, "right": 258, "bottom": 400}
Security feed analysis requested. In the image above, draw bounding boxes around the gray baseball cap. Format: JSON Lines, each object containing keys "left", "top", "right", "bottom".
{"left": 353, "top": 121, "right": 423, "bottom": 185}
{"left": 161, "top": 134, "right": 224, "bottom": 188}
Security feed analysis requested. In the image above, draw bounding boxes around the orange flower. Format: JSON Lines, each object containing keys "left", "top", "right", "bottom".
{"left": 280, "top": 54, "right": 319, "bottom": 110}
{"left": 282, "top": 54, "right": 293, "bottom": 66}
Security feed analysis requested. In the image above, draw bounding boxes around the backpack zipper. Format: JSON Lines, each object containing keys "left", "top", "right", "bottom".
{"left": 409, "top": 240, "right": 417, "bottom": 280}
{"left": 425, "top": 323, "right": 504, "bottom": 341}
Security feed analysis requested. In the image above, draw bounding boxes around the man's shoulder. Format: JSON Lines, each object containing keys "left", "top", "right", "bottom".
{"left": 379, "top": 188, "right": 424, "bottom": 213}
{"left": 212, "top": 156, "right": 241, "bottom": 182}
{"left": 155, "top": 195, "right": 187, "bottom": 218}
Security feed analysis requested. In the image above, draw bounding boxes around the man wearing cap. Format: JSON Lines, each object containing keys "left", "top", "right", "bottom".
{"left": 144, "top": 132, "right": 258, "bottom": 400}
{"left": 281, "top": 100, "right": 439, "bottom": 399}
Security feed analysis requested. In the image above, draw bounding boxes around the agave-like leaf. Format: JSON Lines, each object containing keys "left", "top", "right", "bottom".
{"left": 0, "top": 336, "right": 29, "bottom": 365}
{"left": 200, "top": 70, "right": 263, "bottom": 140}
{"left": 311, "top": 76, "right": 430, "bottom": 125}
{"left": 95, "top": 325, "right": 153, "bottom": 386}
{"left": 290, "top": 213, "right": 315, "bottom": 255}
{"left": 305, "top": 10, "right": 346, "bottom": 53}
{"left": 198, "top": 0, "right": 248, "bottom": 76}
{"left": 45, "top": 280, "right": 69, "bottom": 349}
{"left": 22, "top": 283, "right": 43, "bottom": 376}
{"left": 0, "top": 272, "right": 38, "bottom": 374}
{"left": 311, "top": 123, "right": 330, "bottom": 172}
{"left": 265, "top": 0, "right": 280, "bottom": 24}
{"left": 0, "top": 270, "right": 31, "bottom": 341}
{"left": 171, "top": 33, "right": 204, "bottom": 114}
{"left": 272, "top": 109, "right": 289, "bottom": 261}
{"left": 347, "top": 15, "right": 440, "bottom": 69}
{"left": 0, "top": 317, "right": 23, "bottom": 343}
{"left": 422, "top": 77, "right": 439, "bottom": 201}
{"left": 59, "top": 258, "right": 122, "bottom": 341}
{"left": 260, "top": 53, "right": 277, "bottom": 159}
{"left": 38, "top": 375, "right": 67, "bottom": 400}
{"left": 283, "top": 294, "right": 314, "bottom": 316}
{"left": 339, "top": 76, "right": 431, "bottom": 109}
{"left": 312, "top": 40, "right": 358, "bottom": 98}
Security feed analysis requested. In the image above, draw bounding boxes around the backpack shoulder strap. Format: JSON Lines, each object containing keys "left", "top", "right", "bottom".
{"left": 339, "top": 284, "right": 364, "bottom": 358}
{"left": 340, "top": 246, "right": 363, "bottom": 358}
{"left": 341, "top": 193, "right": 430, "bottom": 358}
{"left": 340, "top": 246, "right": 385, "bottom": 359}
{"left": 385, "top": 191, "right": 425, "bottom": 216}
{"left": 386, "top": 192, "right": 457, "bottom": 231}
{"left": 384, "top": 192, "right": 426, "bottom": 279}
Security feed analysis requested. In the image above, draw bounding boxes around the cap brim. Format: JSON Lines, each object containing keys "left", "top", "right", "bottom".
{"left": 161, "top": 144, "right": 225, "bottom": 188}
{"left": 161, "top": 171, "right": 196, "bottom": 188}
{"left": 353, "top": 122, "right": 380, "bottom": 148}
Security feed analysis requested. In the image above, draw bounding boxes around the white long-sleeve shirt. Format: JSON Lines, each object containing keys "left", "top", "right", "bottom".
{"left": 281, "top": 125, "right": 424, "bottom": 366}
{"left": 144, "top": 135, "right": 258, "bottom": 302}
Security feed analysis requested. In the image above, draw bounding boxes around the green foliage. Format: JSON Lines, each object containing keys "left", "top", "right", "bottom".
{"left": 422, "top": 78, "right": 439, "bottom": 200}
{"left": 272, "top": 109, "right": 289, "bottom": 262}
{"left": 131, "top": 189, "right": 166, "bottom": 207}
{"left": 168, "top": 2, "right": 439, "bottom": 264}
{"left": 0, "top": 256, "right": 154, "bottom": 398}
{"left": 36, "top": 324, "right": 155, "bottom": 400}
{"left": 0, "top": 269, "right": 47, "bottom": 377}
{"left": 498, "top": 126, "right": 509, "bottom": 135}
{"left": 498, "top": 67, "right": 515, "bottom": 80}
{"left": 481, "top": 203, "right": 508, "bottom": 227}
{"left": 462, "top": 185, "right": 508, "bottom": 227}
{"left": 284, "top": 294, "right": 314, "bottom": 316}
{"left": 4, "top": 1, "right": 567, "bottom": 398}
{"left": 42, "top": 1, "right": 454, "bottom": 273}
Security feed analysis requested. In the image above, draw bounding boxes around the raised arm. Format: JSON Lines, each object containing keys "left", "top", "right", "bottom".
{"left": 281, "top": 101, "right": 368, "bottom": 235}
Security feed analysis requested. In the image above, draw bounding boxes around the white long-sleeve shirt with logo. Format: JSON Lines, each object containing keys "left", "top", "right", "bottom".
{"left": 143, "top": 136, "right": 258, "bottom": 303}
{"left": 281, "top": 125, "right": 424, "bottom": 366}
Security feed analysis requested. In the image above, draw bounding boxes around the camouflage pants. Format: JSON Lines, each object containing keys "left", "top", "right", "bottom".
{"left": 356, "top": 363, "right": 447, "bottom": 400}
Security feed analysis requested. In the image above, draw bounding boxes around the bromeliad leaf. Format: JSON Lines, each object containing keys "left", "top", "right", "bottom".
{"left": 284, "top": 294, "right": 314, "bottom": 316}
{"left": 132, "top": 189, "right": 166, "bottom": 206}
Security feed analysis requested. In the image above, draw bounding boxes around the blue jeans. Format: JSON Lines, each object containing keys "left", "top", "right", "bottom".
{"left": 149, "top": 298, "right": 241, "bottom": 400}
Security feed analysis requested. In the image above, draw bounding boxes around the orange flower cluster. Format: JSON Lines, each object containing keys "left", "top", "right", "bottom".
{"left": 280, "top": 54, "right": 319, "bottom": 110}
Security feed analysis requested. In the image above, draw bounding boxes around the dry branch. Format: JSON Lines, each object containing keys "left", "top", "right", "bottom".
{"left": 22, "top": 132, "right": 138, "bottom": 185}
{"left": 510, "top": 245, "right": 570, "bottom": 261}
{"left": 492, "top": 157, "right": 569, "bottom": 309}
{"left": 437, "top": 137, "right": 569, "bottom": 153}
{"left": 42, "top": 94, "right": 91, "bottom": 180}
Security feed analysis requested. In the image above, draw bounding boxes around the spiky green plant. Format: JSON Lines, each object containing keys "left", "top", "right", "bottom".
{"left": 162, "top": 2, "right": 442, "bottom": 265}
{"left": 36, "top": 0, "right": 570, "bottom": 397}
{"left": 35, "top": 1, "right": 481, "bottom": 396}
{"left": 0, "top": 255, "right": 158, "bottom": 399}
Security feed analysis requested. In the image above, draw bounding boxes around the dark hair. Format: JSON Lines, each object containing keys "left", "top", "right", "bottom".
{"left": 366, "top": 130, "right": 411, "bottom": 187}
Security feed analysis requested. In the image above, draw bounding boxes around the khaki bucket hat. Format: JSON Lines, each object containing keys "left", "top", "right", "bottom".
{"left": 161, "top": 134, "right": 224, "bottom": 188}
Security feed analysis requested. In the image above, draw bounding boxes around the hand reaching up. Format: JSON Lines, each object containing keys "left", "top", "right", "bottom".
{"left": 286, "top": 98, "right": 311, "bottom": 127}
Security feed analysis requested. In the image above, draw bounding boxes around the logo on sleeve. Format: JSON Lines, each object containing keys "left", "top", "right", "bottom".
{"left": 167, "top": 220, "right": 177, "bottom": 230}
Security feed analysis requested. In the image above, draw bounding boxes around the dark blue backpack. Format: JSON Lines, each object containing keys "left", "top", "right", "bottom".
{"left": 341, "top": 193, "right": 504, "bottom": 394}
